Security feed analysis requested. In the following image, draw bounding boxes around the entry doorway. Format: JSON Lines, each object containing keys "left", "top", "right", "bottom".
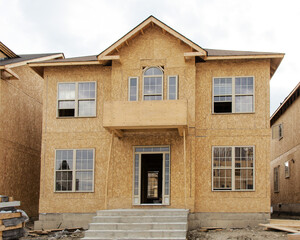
{"left": 141, "top": 154, "right": 163, "bottom": 204}
{"left": 133, "top": 146, "right": 170, "bottom": 205}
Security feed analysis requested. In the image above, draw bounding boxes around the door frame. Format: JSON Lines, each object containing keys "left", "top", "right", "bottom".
{"left": 132, "top": 145, "right": 170, "bottom": 205}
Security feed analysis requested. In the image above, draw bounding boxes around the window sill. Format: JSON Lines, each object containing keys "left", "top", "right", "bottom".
{"left": 212, "top": 112, "right": 255, "bottom": 115}
{"left": 54, "top": 191, "right": 94, "bottom": 193}
{"left": 56, "top": 116, "right": 97, "bottom": 119}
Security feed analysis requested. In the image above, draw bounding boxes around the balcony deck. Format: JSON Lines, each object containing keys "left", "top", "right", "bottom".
{"left": 103, "top": 100, "right": 188, "bottom": 137}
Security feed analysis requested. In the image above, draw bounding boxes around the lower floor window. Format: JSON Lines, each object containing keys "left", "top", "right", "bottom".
{"left": 55, "top": 149, "right": 94, "bottom": 192}
{"left": 212, "top": 146, "right": 254, "bottom": 191}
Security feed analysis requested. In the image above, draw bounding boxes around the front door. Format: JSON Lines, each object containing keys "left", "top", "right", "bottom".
{"left": 133, "top": 146, "right": 170, "bottom": 205}
{"left": 141, "top": 154, "right": 163, "bottom": 204}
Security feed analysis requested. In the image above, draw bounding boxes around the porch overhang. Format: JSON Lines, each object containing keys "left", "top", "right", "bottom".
{"left": 103, "top": 100, "right": 188, "bottom": 137}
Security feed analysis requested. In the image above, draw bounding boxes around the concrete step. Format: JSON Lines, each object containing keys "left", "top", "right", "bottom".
{"left": 82, "top": 238, "right": 186, "bottom": 240}
{"left": 96, "top": 209, "right": 189, "bottom": 216}
{"left": 92, "top": 215, "right": 187, "bottom": 223}
{"left": 83, "top": 230, "right": 187, "bottom": 238}
{"left": 82, "top": 209, "right": 188, "bottom": 240}
{"left": 88, "top": 222, "right": 187, "bottom": 230}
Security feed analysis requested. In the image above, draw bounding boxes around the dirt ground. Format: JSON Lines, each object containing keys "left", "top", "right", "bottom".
{"left": 19, "top": 225, "right": 290, "bottom": 240}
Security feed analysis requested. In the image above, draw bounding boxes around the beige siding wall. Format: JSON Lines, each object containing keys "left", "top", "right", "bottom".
{"left": 0, "top": 65, "right": 43, "bottom": 217}
{"left": 39, "top": 25, "right": 272, "bottom": 215}
{"left": 270, "top": 97, "right": 300, "bottom": 207}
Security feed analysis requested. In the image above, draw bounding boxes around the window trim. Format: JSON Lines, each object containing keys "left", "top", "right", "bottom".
{"left": 57, "top": 81, "right": 97, "bottom": 118}
{"left": 211, "top": 145, "right": 255, "bottom": 192}
{"left": 142, "top": 66, "right": 164, "bottom": 101}
{"left": 212, "top": 76, "right": 255, "bottom": 114}
{"left": 128, "top": 77, "right": 139, "bottom": 101}
{"left": 54, "top": 148, "right": 95, "bottom": 193}
{"left": 284, "top": 161, "right": 290, "bottom": 179}
{"left": 274, "top": 166, "right": 280, "bottom": 193}
{"left": 167, "top": 75, "right": 178, "bottom": 100}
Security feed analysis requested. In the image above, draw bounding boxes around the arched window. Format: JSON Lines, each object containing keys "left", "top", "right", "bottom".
{"left": 143, "top": 67, "right": 163, "bottom": 100}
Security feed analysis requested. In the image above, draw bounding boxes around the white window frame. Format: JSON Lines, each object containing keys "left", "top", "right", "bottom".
{"left": 272, "top": 123, "right": 283, "bottom": 140}
{"left": 128, "top": 77, "right": 139, "bottom": 101}
{"left": 212, "top": 146, "right": 255, "bottom": 191}
{"left": 54, "top": 148, "right": 95, "bottom": 193}
{"left": 284, "top": 161, "right": 290, "bottom": 178}
{"left": 142, "top": 66, "right": 164, "bottom": 101}
{"left": 274, "top": 166, "right": 280, "bottom": 193}
{"left": 167, "top": 75, "right": 178, "bottom": 100}
{"left": 57, "top": 81, "right": 97, "bottom": 118}
{"left": 132, "top": 145, "right": 170, "bottom": 206}
{"left": 212, "top": 76, "right": 255, "bottom": 114}
{"left": 279, "top": 123, "right": 283, "bottom": 139}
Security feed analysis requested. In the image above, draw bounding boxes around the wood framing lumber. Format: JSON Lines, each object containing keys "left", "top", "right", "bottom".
{"left": 288, "top": 233, "right": 300, "bottom": 240}
{"left": 259, "top": 224, "right": 299, "bottom": 233}
{"left": 0, "top": 222, "right": 23, "bottom": 232}
{"left": 0, "top": 213, "right": 21, "bottom": 220}
{"left": 0, "top": 201, "right": 20, "bottom": 208}
{"left": 269, "top": 219, "right": 300, "bottom": 226}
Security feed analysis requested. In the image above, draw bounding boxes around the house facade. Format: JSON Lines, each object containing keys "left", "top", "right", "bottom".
{"left": 270, "top": 82, "right": 300, "bottom": 216}
{"left": 0, "top": 42, "right": 63, "bottom": 217}
{"left": 30, "top": 16, "right": 284, "bottom": 229}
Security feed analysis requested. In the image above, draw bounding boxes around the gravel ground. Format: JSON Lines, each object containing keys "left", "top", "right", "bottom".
{"left": 19, "top": 226, "right": 289, "bottom": 240}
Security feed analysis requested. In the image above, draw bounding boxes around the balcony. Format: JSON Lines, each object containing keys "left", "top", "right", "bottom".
{"left": 103, "top": 100, "right": 188, "bottom": 137}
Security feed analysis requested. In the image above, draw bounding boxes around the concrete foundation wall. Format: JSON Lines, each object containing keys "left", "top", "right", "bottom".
{"left": 188, "top": 212, "right": 270, "bottom": 230}
{"left": 34, "top": 213, "right": 96, "bottom": 230}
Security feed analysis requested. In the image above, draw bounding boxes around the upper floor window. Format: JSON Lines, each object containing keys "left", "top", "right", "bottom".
{"left": 274, "top": 166, "right": 279, "bottom": 193}
{"left": 58, "top": 82, "right": 96, "bottom": 117}
{"left": 143, "top": 67, "right": 163, "bottom": 101}
{"left": 167, "top": 76, "right": 178, "bottom": 100}
{"left": 128, "top": 77, "right": 138, "bottom": 101}
{"left": 272, "top": 123, "right": 283, "bottom": 140}
{"left": 213, "top": 77, "right": 254, "bottom": 113}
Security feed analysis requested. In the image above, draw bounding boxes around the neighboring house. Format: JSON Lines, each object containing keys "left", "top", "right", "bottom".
{"left": 29, "top": 16, "right": 284, "bottom": 229}
{"left": 0, "top": 42, "right": 63, "bottom": 217}
{"left": 270, "top": 82, "right": 300, "bottom": 216}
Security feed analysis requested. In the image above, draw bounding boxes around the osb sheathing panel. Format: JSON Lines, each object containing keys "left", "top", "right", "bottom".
{"left": 270, "top": 97, "right": 300, "bottom": 205}
{"left": 39, "top": 131, "right": 194, "bottom": 213}
{"left": 111, "top": 25, "right": 196, "bottom": 125}
{"left": 271, "top": 97, "right": 300, "bottom": 160}
{"left": 270, "top": 146, "right": 300, "bottom": 205}
{"left": 195, "top": 59, "right": 270, "bottom": 130}
{"left": 194, "top": 135, "right": 270, "bottom": 212}
{"left": 194, "top": 59, "right": 271, "bottom": 213}
{"left": 0, "top": 65, "right": 43, "bottom": 217}
{"left": 43, "top": 66, "right": 111, "bottom": 133}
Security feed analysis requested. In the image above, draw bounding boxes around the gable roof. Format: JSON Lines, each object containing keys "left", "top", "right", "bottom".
{"left": 97, "top": 15, "right": 207, "bottom": 60}
{"left": 270, "top": 82, "right": 300, "bottom": 126}
{"left": 0, "top": 42, "right": 19, "bottom": 58}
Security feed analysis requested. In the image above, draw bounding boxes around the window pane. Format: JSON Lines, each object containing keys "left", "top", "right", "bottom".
{"left": 168, "top": 77, "right": 177, "bottom": 100}
{"left": 235, "top": 96, "right": 253, "bottom": 113}
{"left": 129, "top": 78, "right": 138, "bottom": 101}
{"left": 56, "top": 171, "right": 72, "bottom": 191}
{"left": 78, "top": 100, "right": 96, "bottom": 117}
{"left": 76, "top": 171, "right": 93, "bottom": 191}
{"left": 78, "top": 82, "right": 96, "bottom": 99}
{"left": 58, "top": 83, "right": 75, "bottom": 100}
{"left": 56, "top": 150, "right": 73, "bottom": 170}
{"left": 235, "top": 77, "right": 253, "bottom": 94}
{"left": 76, "top": 149, "right": 94, "bottom": 170}
{"left": 144, "top": 67, "right": 163, "bottom": 76}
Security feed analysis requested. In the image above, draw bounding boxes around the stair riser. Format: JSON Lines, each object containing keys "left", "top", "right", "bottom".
{"left": 96, "top": 211, "right": 188, "bottom": 217}
{"left": 89, "top": 223, "right": 187, "bottom": 230}
{"left": 93, "top": 216, "right": 187, "bottom": 223}
{"left": 84, "top": 231, "right": 187, "bottom": 238}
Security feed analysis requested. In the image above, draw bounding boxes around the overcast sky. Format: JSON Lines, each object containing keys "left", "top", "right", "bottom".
{"left": 1, "top": 0, "right": 299, "bottom": 114}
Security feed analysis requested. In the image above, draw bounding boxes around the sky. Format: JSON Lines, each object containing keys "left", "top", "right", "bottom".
{"left": 1, "top": 0, "right": 299, "bottom": 115}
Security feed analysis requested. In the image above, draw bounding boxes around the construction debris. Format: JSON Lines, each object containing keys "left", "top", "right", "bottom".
{"left": 0, "top": 195, "right": 28, "bottom": 240}
{"left": 260, "top": 219, "right": 300, "bottom": 235}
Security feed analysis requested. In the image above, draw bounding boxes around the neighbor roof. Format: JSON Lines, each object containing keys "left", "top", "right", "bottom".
{"left": 0, "top": 42, "right": 19, "bottom": 58}
{"left": 270, "top": 82, "right": 300, "bottom": 126}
